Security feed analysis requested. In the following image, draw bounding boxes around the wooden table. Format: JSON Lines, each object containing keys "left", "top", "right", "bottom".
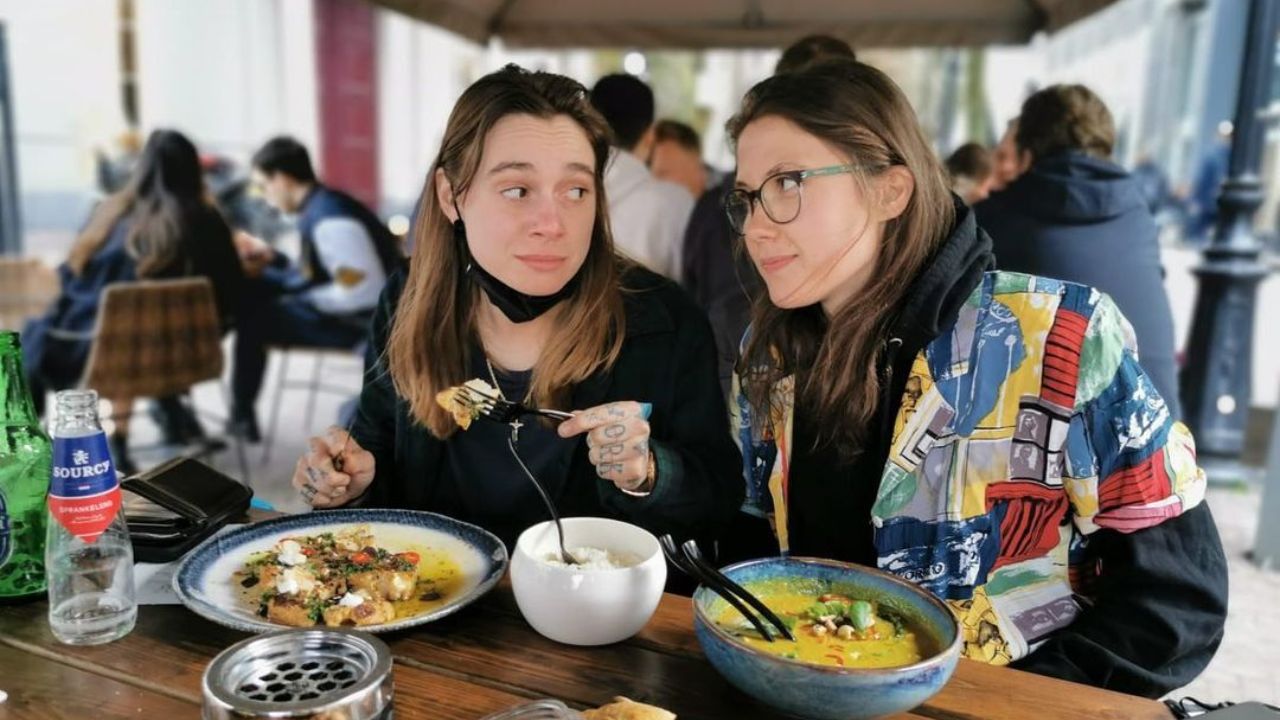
{"left": 0, "top": 583, "right": 1171, "bottom": 720}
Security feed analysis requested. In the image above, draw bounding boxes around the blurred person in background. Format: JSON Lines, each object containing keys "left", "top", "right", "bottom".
{"left": 23, "top": 129, "right": 245, "bottom": 474}
{"left": 201, "top": 153, "right": 292, "bottom": 245}
{"left": 975, "top": 84, "right": 1181, "bottom": 419}
{"left": 589, "top": 74, "right": 694, "bottom": 280}
{"left": 1185, "top": 121, "right": 1232, "bottom": 244}
{"left": 648, "top": 119, "right": 719, "bottom": 199}
{"left": 988, "top": 119, "right": 1021, "bottom": 192}
{"left": 682, "top": 34, "right": 856, "bottom": 397}
{"left": 945, "top": 142, "right": 994, "bottom": 205}
{"left": 229, "top": 137, "right": 405, "bottom": 441}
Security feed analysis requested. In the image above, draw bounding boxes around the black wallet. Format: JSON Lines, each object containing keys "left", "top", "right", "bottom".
{"left": 121, "top": 457, "right": 253, "bottom": 563}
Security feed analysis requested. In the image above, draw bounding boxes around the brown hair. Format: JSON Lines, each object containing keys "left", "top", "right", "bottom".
{"left": 729, "top": 59, "right": 955, "bottom": 453}
{"left": 775, "top": 35, "right": 857, "bottom": 75}
{"left": 70, "top": 129, "right": 210, "bottom": 277}
{"left": 945, "top": 142, "right": 993, "bottom": 183}
{"left": 389, "top": 64, "right": 626, "bottom": 438}
{"left": 1016, "top": 84, "right": 1115, "bottom": 162}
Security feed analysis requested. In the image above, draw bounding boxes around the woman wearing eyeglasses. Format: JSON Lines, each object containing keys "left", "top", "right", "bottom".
{"left": 724, "top": 59, "right": 1226, "bottom": 698}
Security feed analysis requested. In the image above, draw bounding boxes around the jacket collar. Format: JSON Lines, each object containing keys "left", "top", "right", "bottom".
{"left": 888, "top": 197, "right": 994, "bottom": 353}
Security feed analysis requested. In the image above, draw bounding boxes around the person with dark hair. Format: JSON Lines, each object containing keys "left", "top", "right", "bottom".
{"left": 974, "top": 84, "right": 1182, "bottom": 420}
{"left": 945, "top": 142, "right": 994, "bottom": 205}
{"left": 648, "top": 119, "right": 716, "bottom": 199}
{"left": 251, "top": 136, "right": 319, "bottom": 184}
{"left": 22, "top": 129, "right": 245, "bottom": 473}
{"left": 589, "top": 74, "right": 693, "bottom": 280}
{"left": 726, "top": 60, "right": 1225, "bottom": 698}
{"left": 229, "top": 136, "right": 405, "bottom": 440}
{"left": 774, "top": 34, "right": 856, "bottom": 74}
{"left": 287, "top": 65, "right": 741, "bottom": 558}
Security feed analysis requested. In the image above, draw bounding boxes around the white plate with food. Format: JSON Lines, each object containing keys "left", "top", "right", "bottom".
{"left": 174, "top": 509, "right": 508, "bottom": 634}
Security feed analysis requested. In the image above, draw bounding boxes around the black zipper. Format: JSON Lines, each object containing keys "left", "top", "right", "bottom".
{"left": 878, "top": 337, "right": 905, "bottom": 453}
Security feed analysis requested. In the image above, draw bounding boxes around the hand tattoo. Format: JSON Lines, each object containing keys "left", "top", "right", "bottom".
{"left": 597, "top": 463, "right": 625, "bottom": 478}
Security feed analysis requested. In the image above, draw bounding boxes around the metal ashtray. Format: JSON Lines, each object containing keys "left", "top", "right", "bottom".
{"left": 202, "top": 628, "right": 394, "bottom": 719}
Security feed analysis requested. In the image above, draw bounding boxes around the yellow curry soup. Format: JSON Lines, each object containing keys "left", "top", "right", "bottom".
{"left": 715, "top": 584, "right": 931, "bottom": 669}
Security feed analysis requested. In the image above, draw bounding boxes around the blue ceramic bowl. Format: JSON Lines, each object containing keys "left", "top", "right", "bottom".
{"left": 693, "top": 557, "right": 961, "bottom": 720}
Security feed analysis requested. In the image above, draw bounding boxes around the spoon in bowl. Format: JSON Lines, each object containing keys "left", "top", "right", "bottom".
{"left": 506, "top": 435, "right": 578, "bottom": 566}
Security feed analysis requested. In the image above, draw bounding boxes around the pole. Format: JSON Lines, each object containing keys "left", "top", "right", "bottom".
{"left": 1178, "top": 0, "right": 1278, "bottom": 481}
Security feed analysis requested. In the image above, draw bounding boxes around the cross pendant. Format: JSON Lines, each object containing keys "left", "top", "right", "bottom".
{"left": 509, "top": 418, "right": 524, "bottom": 443}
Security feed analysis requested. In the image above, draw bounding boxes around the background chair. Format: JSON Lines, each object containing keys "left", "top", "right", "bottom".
{"left": 55, "top": 277, "right": 251, "bottom": 484}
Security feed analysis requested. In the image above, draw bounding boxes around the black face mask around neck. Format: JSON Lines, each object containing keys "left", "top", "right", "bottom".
{"left": 453, "top": 217, "right": 580, "bottom": 324}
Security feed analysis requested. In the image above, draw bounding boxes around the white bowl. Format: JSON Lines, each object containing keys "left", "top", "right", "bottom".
{"left": 510, "top": 517, "right": 667, "bottom": 646}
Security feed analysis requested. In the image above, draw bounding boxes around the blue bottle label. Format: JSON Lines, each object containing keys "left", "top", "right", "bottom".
{"left": 48, "top": 433, "right": 121, "bottom": 543}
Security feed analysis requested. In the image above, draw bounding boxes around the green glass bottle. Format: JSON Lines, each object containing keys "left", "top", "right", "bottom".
{"left": 0, "top": 330, "right": 52, "bottom": 601}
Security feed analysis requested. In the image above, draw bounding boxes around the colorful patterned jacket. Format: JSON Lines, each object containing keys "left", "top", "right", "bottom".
{"left": 731, "top": 271, "right": 1207, "bottom": 665}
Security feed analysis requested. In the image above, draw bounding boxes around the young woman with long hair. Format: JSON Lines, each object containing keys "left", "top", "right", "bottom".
{"left": 725, "top": 59, "right": 1226, "bottom": 697}
{"left": 290, "top": 65, "right": 742, "bottom": 553}
{"left": 23, "top": 128, "right": 243, "bottom": 473}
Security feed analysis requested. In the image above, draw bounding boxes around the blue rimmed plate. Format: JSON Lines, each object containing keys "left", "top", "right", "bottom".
{"left": 174, "top": 509, "right": 508, "bottom": 634}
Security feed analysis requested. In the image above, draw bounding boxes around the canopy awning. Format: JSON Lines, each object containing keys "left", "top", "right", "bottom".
{"left": 367, "top": 0, "right": 1119, "bottom": 48}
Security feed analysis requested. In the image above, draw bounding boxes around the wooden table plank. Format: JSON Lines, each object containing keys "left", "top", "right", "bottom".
{"left": 0, "top": 643, "right": 198, "bottom": 719}
{"left": 0, "top": 583, "right": 1171, "bottom": 720}
{"left": 0, "top": 603, "right": 545, "bottom": 720}
{"left": 475, "top": 584, "right": 1171, "bottom": 720}
{"left": 633, "top": 592, "right": 1171, "bottom": 720}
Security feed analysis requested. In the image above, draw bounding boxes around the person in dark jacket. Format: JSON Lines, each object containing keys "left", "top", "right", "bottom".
{"left": 22, "top": 129, "right": 245, "bottom": 474}
{"left": 228, "top": 137, "right": 405, "bottom": 440}
{"left": 725, "top": 59, "right": 1225, "bottom": 698}
{"left": 1186, "top": 122, "right": 1232, "bottom": 243}
{"left": 287, "top": 65, "right": 742, "bottom": 560}
{"left": 975, "top": 84, "right": 1182, "bottom": 420}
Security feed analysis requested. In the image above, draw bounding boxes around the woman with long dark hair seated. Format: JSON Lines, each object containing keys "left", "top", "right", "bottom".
{"left": 723, "top": 59, "right": 1226, "bottom": 697}
{"left": 289, "top": 65, "right": 742, "bottom": 554}
{"left": 23, "top": 129, "right": 244, "bottom": 473}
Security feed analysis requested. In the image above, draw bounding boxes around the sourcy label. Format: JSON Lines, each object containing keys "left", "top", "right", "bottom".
{"left": 48, "top": 433, "right": 120, "bottom": 543}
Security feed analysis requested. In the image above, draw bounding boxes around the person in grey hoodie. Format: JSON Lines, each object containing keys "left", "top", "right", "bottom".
{"left": 975, "top": 84, "right": 1182, "bottom": 419}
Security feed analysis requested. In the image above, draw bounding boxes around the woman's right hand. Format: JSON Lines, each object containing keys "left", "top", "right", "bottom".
{"left": 291, "top": 426, "right": 376, "bottom": 509}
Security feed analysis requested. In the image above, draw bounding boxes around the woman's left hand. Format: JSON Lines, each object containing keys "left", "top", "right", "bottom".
{"left": 557, "top": 401, "right": 654, "bottom": 493}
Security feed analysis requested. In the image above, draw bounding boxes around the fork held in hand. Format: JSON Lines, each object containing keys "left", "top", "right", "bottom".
{"left": 331, "top": 416, "right": 357, "bottom": 473}
{"left": 457, "top": 384, "right": 574, "bottom": 424}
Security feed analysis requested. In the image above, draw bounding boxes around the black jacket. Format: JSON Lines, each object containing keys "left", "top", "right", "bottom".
{"left": 975, "top": 151, "right": 1182, "bottom": 419}
{"left": 680, "top": 173, "right": 759, "bottom": 398}
{"left": 349, "top": 265, "right": 744, "bottom": 549}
